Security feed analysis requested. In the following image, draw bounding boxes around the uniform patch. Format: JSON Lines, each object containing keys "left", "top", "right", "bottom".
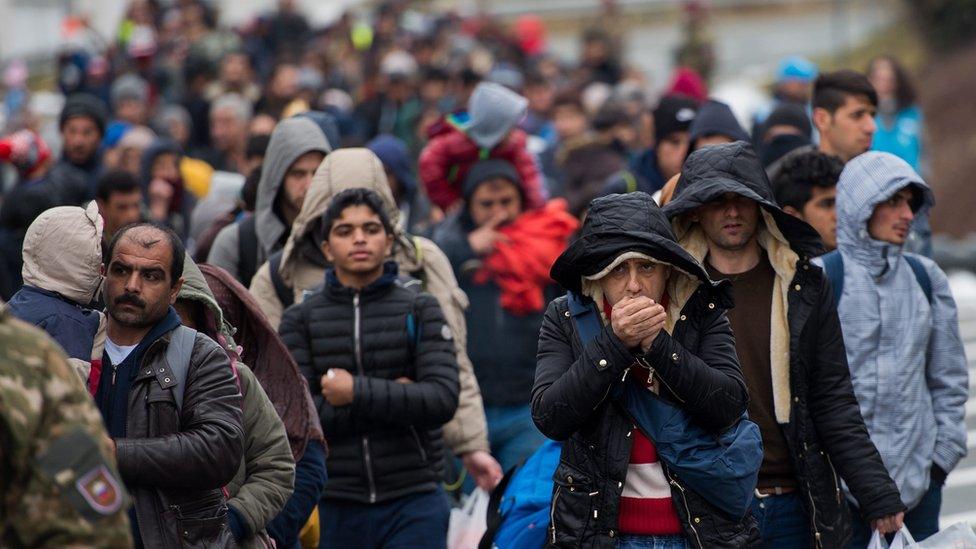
{"left": 441, "top": 324, "right": 453, "bottom": 341}
{"left": 76, "top": 465, "right": 123, "bottom": 515}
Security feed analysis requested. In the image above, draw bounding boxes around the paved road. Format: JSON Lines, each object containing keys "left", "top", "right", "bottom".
{"left": 938, "top": 272, "right": 976, "bottom": 529}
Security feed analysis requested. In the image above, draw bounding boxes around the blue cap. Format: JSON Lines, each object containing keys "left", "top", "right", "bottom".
{"left": 777, "top": 56, "right": 818, "bottom": 82}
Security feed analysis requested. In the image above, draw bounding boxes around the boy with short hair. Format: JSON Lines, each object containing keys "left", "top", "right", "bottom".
{"left": 771, "top": 149, "right": 844, "bottom": 250}
{"left": 279, "top": 188, "right": 460, "bottom": 549}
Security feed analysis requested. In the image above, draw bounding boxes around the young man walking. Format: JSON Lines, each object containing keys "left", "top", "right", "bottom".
{"left": 820, "top": 152, "right": 968, "bottom": 545}
{"left": 279, "top": 188, "right": 459, "bottom": 548}
{"left": 664, "top": 142, "right": 905, "bottom": 548}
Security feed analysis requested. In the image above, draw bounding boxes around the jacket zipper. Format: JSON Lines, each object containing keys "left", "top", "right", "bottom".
{"left": 824, "top": 452, "right": 842, "bottom": 504}
{"left": 638, "top": 356, "right": 686, "bottom": 404}
{"left": 353, "top": 293, "right": 378, "bottom": 504}
{"left": 803, "top": 445, "right": 823, "bottom": 547}
{"left": 549, "top": 486, "right": 561, "bottom": 544}
{"left": 665, "top": 468, "right": 703, "bottom": 549}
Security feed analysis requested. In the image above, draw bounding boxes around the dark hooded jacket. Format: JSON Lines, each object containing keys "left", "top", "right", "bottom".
{"left": 533, "top": 192, "right": 758, "bottom": 548}
{"left": 663, "top": 142, "right": 905, "bottom": 547}
{"left": 367, "top": 134, "right": 434, "bottom": 235}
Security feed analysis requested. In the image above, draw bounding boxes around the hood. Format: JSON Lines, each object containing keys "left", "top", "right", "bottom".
{"left": 366, "top": 134, "right": 417, "bottom": 198}
{"left": 21, "top": 202, "right": 104, "bottom": 304}
{"left": 199, "top": 262, "right": 324, "bottom": 460}
{"left": 552, "top": 192, "right": 728, "bottom": 331}
{"left": 664, "top": 141, "right": 824, "bottom": 259}
{"left": 835, "top": 151, "right": 934, "bottom": 275}
{"left": 464, "top": 82, "right": 528, "bottom": 149}
{"left": 139, "top": 138, "right": 182, "bottom": 186}
{"left": 255, "top": 117, "right": 331, "bottom": 257}
{"left": 177, "top": 253, "right": 228, "bottom": 340}
{"left": 688, "top": 100, "right": 749, "bottom": 147}
{"left": 279, "top": 148, "right": 414, "bottom": 285}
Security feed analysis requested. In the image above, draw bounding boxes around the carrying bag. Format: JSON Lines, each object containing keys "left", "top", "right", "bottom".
{"left": 449, "top": 489, "right": 491, "bottom": 549}
{"left": 567, "top": 291, "right": 762, "bottom": 519}
{"left": 821, "top": 250, "right": 932, "bottom": 307}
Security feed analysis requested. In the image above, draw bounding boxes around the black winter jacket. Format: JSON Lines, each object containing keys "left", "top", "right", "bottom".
{"left": 279, "top": 263, "right": 459, "bottom": 504}
{"left": 534, "top": 192, "right": 759, "bottom": 548}
{"left": 664, "top": 142, "right": 905, "bottom": 547}
{"left": 113, "top": 318, "right": 245, "bottom": 548}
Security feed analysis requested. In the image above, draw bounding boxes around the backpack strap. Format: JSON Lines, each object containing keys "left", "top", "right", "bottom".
{"left": 478, "top": 465, "right": 518, "bottom": 549}
{"left": 237, "top": 216, "right": 259, "bottom": 286}
{"left": 398, "top": 276, "right": 424, "bottom": 356}
{"left": 821, "top": 250, "right": 845, "bottom": 308}
{"left": 567, "top": 291, "right": 602, "bottom": 345}
{"left": 904, "top": 255, "right": 933, "bottom": 305}
{"left": 622, "top": 171, "right": 638, "bottom": 194}
{"left": 164, "top": 326, "right": 197, "bottom": 411}
{"left": 268, "top": 250, "right": 295, "bottom": 309}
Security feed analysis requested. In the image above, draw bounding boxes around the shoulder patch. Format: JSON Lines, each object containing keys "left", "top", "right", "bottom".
{"left": 441, "top": 324, "right": 453, "bottom": 341}
{"left": 76, "top": 465, "right": 124, "bottom": 515}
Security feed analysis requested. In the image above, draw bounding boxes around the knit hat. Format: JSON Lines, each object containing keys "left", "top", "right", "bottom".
{"left": 462, "top": 159, "right": 523, "bottom": 202}
{"left": 0, "top": 130, "right": 52, "bottom": 177}
{"left": 762, "top": 103, "right": 812, "bottom": 140}
{"left": 59, "top": 93, "right": 109, "bottom": 135}
{"left": 110, "top": 73, "right": 150, "bottom": 107}
{"left": 653, "top": 95, "right": 699, "bottom": 141}
{"left": 666, "top": 67, "right": 708, "bottom": 104}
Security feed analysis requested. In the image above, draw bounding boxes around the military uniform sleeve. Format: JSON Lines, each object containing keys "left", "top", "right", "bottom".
{"left": 0, "top": 317, "right": 132, "bottom": 548}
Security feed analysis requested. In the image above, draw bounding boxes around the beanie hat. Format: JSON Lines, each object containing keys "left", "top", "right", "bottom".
{"left": 59, "top": 93, "right": 109, "bottom": 135}
{"left": 0, "top": 129, "right": 51, "bottom": 178}
{"left": 110, "top": 73, "right": 150, "bottom": 107}
{"left": 592, "top": 103, "right": 630, "bottom": 132}
{"left": 653, "top": 95, "right": 699, "bottom": 141}
{"left": 462, "top": 159, "right": 524, "bottom": 202}
{"left": 762, "top": 103, "right": 812, "bottom": 140}
{"left": 666, "top": 67, "right": 708, "bottom": 104}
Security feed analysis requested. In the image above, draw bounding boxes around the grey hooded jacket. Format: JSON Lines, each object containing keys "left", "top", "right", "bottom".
{"left": 208, "top": 118, "right": 330, "bottom": 283}
{"left": 814, "top": 151, "right": 968, "bottom": 509}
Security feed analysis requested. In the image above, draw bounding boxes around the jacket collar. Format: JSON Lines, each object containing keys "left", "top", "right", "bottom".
{"left": 324, "top": 261, "right": 400, "bottom": 300}
{"left": 127, "top": 307, "right": 183, "bottom": 381}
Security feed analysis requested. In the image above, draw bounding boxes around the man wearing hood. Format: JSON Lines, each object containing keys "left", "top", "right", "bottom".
{"left": 432, "top": 159, "right": 577, "bottom": 472}
{"left": 208, "top": 117, "right": 330, "bottom": 286}
{"left": 814, "top": 152, "right": 968, "bottom": 545}
{"left": 534, "top": 191, "right": 757, "bottom": 548}
{"left": 8, "top": 202, "right": 106, "bottom": 379}
{"left": 250, "top": 149, "right": 502, "bottom": 492}
{"left": 173, "top": 257, "right": 299, "bottom": 548}
{"left": 664, "top": 142, "right": 904, "bottom": 547}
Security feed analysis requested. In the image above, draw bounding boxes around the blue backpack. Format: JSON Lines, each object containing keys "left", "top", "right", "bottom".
{"left": 567, "top": 291, "right": 762, "bottom": 519}
{"left": 480, "top": 440, "right": 562, "bottom": 549}
{"left": 820, "top": 250, "right": 932, "bottom": 307}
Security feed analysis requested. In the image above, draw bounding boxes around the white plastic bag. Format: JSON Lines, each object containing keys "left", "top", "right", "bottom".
{"left": 448, "top": 489, "right": 490, "bottom": 549}
{"left": 868, "top": 526, "right": 917, "bottom": 549}
{"left": 916, "top": 522, "right": 976, "bottom": 549}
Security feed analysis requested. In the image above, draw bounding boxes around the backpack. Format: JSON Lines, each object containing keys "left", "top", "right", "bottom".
{"left": 567, "top": 291, "right": 762, "bottom": 519}
{"left": 479, "top": 440, "right": 562, "bottom": 549}
{"left": 820, "top": 250, "right": 932, "bottom": 308}
{"left": 163, "top": 325, "right": 197, "bottom": 411}
{"left": 237, "top": 216, "right": 260, "bottom": 288}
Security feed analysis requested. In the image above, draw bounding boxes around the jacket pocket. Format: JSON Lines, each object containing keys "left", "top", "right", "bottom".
{"left": 549, "top": 460, "right": 596, "bottom": 547}
{"left": 146, "top": 390, "right": 180, "bottom": 436}
{"left": 409, "top": 426, "right": 429, "bottom": 463}
{"left": 165, "top": 493, "right": 236, "bottom": 548}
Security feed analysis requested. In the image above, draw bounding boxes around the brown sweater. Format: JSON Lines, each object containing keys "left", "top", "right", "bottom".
{"left": 707, "top": 253, "right": 796, "bottom": 489}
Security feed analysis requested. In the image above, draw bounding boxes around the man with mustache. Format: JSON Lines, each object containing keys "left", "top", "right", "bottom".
{"left": 816, "top": 152, "right": 968, "bottom": 545}
{"left": 96, "top": 222, "right": 244, "bottom": 547}
{"left": 664, "top": 142, "right": 904, "bottom": 548}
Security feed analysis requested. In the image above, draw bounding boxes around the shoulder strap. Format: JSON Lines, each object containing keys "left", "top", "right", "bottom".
{"left": 622, "top": 171, "right": 638, "bottom": 194}
{"left": 567, "top": 291, "right": 603, "bottom": 345}
{"left": 821, "top": 250, "right": 845, "bottom": 308}
{"left": 237, "top": 216, "right": 259, "bottom": 286}
{"left": 478, "top": 465, "right": 518, "bottom": 549}
{"left": 398, "top": 277, "right": 424, "bottom": 356}
{"left": 268, "top": 250, "right": 294, "bottom": 308}
{"left": 904, "top": 255, "right": 933, "bottom": 305}
{"left": 165, "top": 326, "right": 197, "bottom": 411}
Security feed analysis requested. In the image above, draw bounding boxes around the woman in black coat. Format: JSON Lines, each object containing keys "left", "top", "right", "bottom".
{"left": 532, "top": 192, "right": 759, "bottom": 548}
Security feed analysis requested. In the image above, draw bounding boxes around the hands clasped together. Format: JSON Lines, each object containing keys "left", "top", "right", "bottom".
{"left": 610, "top": 296, "right": 667, "bottom": 353}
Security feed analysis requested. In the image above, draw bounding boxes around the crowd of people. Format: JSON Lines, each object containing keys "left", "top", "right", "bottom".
{"left": 0, "top": 1, "right": 965, "bottom": 549}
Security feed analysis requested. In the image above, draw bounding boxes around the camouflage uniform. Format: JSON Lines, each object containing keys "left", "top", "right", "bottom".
{"left": 0, "top": 307, "right": 132, "bottom": 548}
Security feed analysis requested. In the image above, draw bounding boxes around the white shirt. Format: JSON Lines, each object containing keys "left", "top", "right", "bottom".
{"left": 105, "top": 337, "right": 138, "bottom": 365}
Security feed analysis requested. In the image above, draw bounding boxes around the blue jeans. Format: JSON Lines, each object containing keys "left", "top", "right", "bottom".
{"left": 848, "top": 482, "right": 943, "bottom": 548}
{"left": 616, "top": 534, "right": 689, "bottom": 548}
{"left": 319, "top": 488, "right": 450, "bottom": 549}
{"left": 749, "top": 492, "right": 810, "bottom": 548}
{"left": 485, "top": 405, "right": 546, "bottom": 473}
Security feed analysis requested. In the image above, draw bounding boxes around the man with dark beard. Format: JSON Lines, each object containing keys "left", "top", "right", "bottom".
{"left": 96, "top": 222, "right": 244, "bottom": 548}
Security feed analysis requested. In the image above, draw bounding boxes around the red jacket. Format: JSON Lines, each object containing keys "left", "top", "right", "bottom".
{"left": 419, "top": 122, "right": 545, "bottom": 211}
